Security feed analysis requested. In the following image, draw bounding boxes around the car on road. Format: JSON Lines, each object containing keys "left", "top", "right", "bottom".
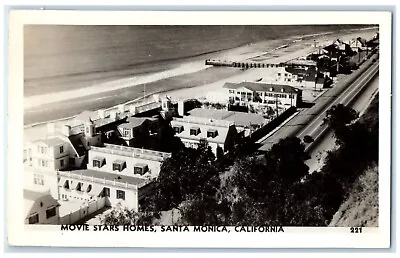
{"left": 303, "top": 135, "right": 314, "bottom": 144}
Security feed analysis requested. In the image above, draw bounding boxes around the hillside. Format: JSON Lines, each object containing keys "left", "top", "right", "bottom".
{"left": 329, "top": 164, "right": 378, "bottom": 227}
{"left": 329, "top": 93, "right": 379, "bottom": 227}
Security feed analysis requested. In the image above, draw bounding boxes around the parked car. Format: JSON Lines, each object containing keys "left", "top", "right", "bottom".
{"left": 303, "top": 135, "right": 314, "bottom": 143}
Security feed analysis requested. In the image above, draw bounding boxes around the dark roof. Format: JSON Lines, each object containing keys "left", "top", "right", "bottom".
{"left": 223, "top": 82, "right": 299, "bottom": 94}
{"left": 357, "top": 37, "right": 367, "bottom": 46}
{"left": 316, "top": 77, "right": 325, "bottom": 84}
{"left": 285, "top": 67, "right": 307, "bottom": 76}
{"left": 68, "top": 133, "right": 87, "bottom": 157}
{"left": 118, "top": 117, "right": 149, "bottom": 129}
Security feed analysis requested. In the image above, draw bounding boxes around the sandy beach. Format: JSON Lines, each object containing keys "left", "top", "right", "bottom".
{"left": 24, "top": 27, "right": 377, "bottom": 141}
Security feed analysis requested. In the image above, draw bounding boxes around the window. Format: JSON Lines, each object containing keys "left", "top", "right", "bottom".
{"left": 38, "top": 146, "right": 47, "bottom": 154}
{"left": 28, "top": 213, "right": 39, "bottom": 224}
{"left": 116, "top": 190, "right": 125, "bottom": 200}
{"left": 190, "top": 128, "right": 200, "bottom": 136}
{"left": 60, "top": 159, "right": 64, "bottom": 167}
{"left": 102, "top": 187, "right": 110, "bottom": 197}
{"left": 134, "top": 166, "right": 143, "bottom": 175}
{"left": 173, "top": 125, "right": 183, "bottom": 134}
{"left": 33, "top": 174, "right": 44, "bottom": 186}
{"left": 113, "top": 163, "right": 121, "bottom": 171}
{"left": 134, "top": 164, "right": 148, "bottom": 175}
{"left": 93, "top": 157, "right": 105, "bottom": 168}
{"left": 76, "top": 182, "right": 82, "bottom": 192}
{"left": 39, "top": 159, "right": 48, "bottom": 168}
{"left": 287, "top": 79, "right": 291, "bottom": 82}
{"left": 229, "top": 90, "right": 234, "bottom": 94}
{"left": 113, "top": 161, "right": 126, "bottom": 172}
{"left": 59, "top": 146, "right": 64, "bottom": 154}
{"left": 46, "top": 206, "right": 57, "bottom": 219}
{"left": 207, "top": 130, "right": 218, "bottom": 138}
{"left": 86, "top": 184, "right": 92, "bottom": 193}
{"left": 93, "top": 160, "right": 101, "bottom": 168}
{"left": 123, "top": 128, "right": 130, "bottom": 138}
{"left": 277, "top": 73, "right": 281, "bottom": 76}
{"left": 285, "top": 73, "right": 288, "bottom": 77}
{"left": 64, "top": 180, "right": 70, "bottom": 189}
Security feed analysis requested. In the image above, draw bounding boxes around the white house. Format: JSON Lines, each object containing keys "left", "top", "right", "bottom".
{"left": 224, "top": 81, "right": 302, "bottom": 108}
{"left": 24, "top": 189, "right": 60, "bottom": 225}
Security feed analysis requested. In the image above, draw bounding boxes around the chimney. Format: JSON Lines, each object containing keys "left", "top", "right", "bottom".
{"left": 47, "top": 123, "right": 56, "bottom": 135}
{"left": 118, "top": 104, "right": 125, "bottom": 114}
{"left": 178, "top": 100, "right": 185, "bottom": 116}
{"left": 110, "top": 111, "right": 118, "bottom": 121}
{"left": 98, "top": 109, "right": 105, "bottom": 119}
{"left": 153, "top": 94, "right": 160, "bottom": 102}
{"left": 129, "top": 105, "right": 138, "bottom": 115}
{"left": 61, "top": 125, "right": 71, "bottom": 137}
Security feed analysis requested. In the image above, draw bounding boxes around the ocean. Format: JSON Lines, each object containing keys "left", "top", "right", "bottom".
{"left": 24, "top": 25, "right": 367, "bottom": 96}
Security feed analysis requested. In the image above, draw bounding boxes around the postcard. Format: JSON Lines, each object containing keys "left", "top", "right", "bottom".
{"left": 7, "top": 10, "right": 391, "bottom": 248}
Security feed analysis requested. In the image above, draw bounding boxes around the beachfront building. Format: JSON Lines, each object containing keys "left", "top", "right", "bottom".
{"left": 275, "top": 66, "right": 325, "bottom": 90}
{"left": 57, "top": 144, "right": 171, "bottom": 211}
{"left": 170, "top": 116, "right": 240, "bottom": 157}
{"left": 350, "top": 37, "right": 368, "bottom": 53}
{"left": 224, "top": 81, "right": 302, "bottom": 109}
{"left": 117, "top": 117, "right": 159, "bottom": 147}
{"left": 24, "top": 189, "right": 60, "bottom": 225}
{"left": 187, "top": 108, "right": 266, "bottom": 138}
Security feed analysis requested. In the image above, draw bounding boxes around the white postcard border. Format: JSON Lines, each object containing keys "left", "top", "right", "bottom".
{"left": 7, "top": 10, "right": 392, "bottom": 248}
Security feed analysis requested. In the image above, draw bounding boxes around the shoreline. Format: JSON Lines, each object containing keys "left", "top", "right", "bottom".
{"left": 24, "top": 27, "right": 378, "bottom": 131}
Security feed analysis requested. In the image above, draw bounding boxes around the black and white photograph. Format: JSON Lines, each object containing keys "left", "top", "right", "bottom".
{"left": 7, "top": 10, "right": 392, "bottom": 248}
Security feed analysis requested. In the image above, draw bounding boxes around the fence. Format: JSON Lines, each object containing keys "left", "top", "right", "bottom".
{"left": 248, "top": 106, "right": 297, "bottom": 142}
{"left": 59, "top": 197, "right": 106, "bottom": 225}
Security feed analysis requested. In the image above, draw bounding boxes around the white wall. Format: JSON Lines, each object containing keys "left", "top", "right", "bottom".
{"left": 24, "top": 169, "right": 59, "bottom": 200}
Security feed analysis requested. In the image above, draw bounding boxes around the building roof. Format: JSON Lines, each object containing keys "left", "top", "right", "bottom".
{"left": 171, "top": 116, "right": 234, "bottom": 144}
{"left": 72, "top": 110, "right": 126, "bottom": 130}
{"left": 75, "top": 110, "right": 100, "bottom": 122}
{"left": 91, "top": 144, "right": 171, "bottom": 162}
{"left": 223, "top": 82, "right": 300, "bottom": 94}
{"left": 60, "top": 169, "right": 148, "bottom": 187}
{"left": 357, "top": 37, "right": 367, "bottom": 46}
{"left": 68, "top": 133, "right": 87, "bottom": 157}
{"left": 32, "top": 137, "right": 67, "bottom": 147}
{"left": 118, "top": 117, "right": 151, "bottom": 129}
{"left": 285, "top": 67, "right": 308, "bottom": 76}
{"left": 24, "top": 189, "right": 60, "bottom": 218}
{"left": 284, "top": 59, "right": 317, "bottom": 67}
{"left": 188, "top": 108, "right": 266, "bottom": 128}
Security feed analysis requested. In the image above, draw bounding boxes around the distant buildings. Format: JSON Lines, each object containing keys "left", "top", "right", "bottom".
{"left": 275, "top": 66, "right": 325, "bottom": 90}
{"left": 223, "top": 81, "right": 302, "bottom": 108}
{"left": 171, "top": 116, "right": 240, "bottom": 157}
{"left": 25, "top": 189, "right": 60, "bottom": 225}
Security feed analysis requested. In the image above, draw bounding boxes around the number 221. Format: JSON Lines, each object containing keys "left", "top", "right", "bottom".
{"left": 350, "top": 227, "right": 363, "bottom": 233}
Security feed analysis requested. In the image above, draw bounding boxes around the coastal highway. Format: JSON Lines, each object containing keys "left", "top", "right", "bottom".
{"left": 305, "top": 74, "right": 379, "bottom": 172}
{"left": 258, "top": 54, "right": 379, "bottom": 152}
{"left": 299, "top": 63, "right": 379, "bottom": 153}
